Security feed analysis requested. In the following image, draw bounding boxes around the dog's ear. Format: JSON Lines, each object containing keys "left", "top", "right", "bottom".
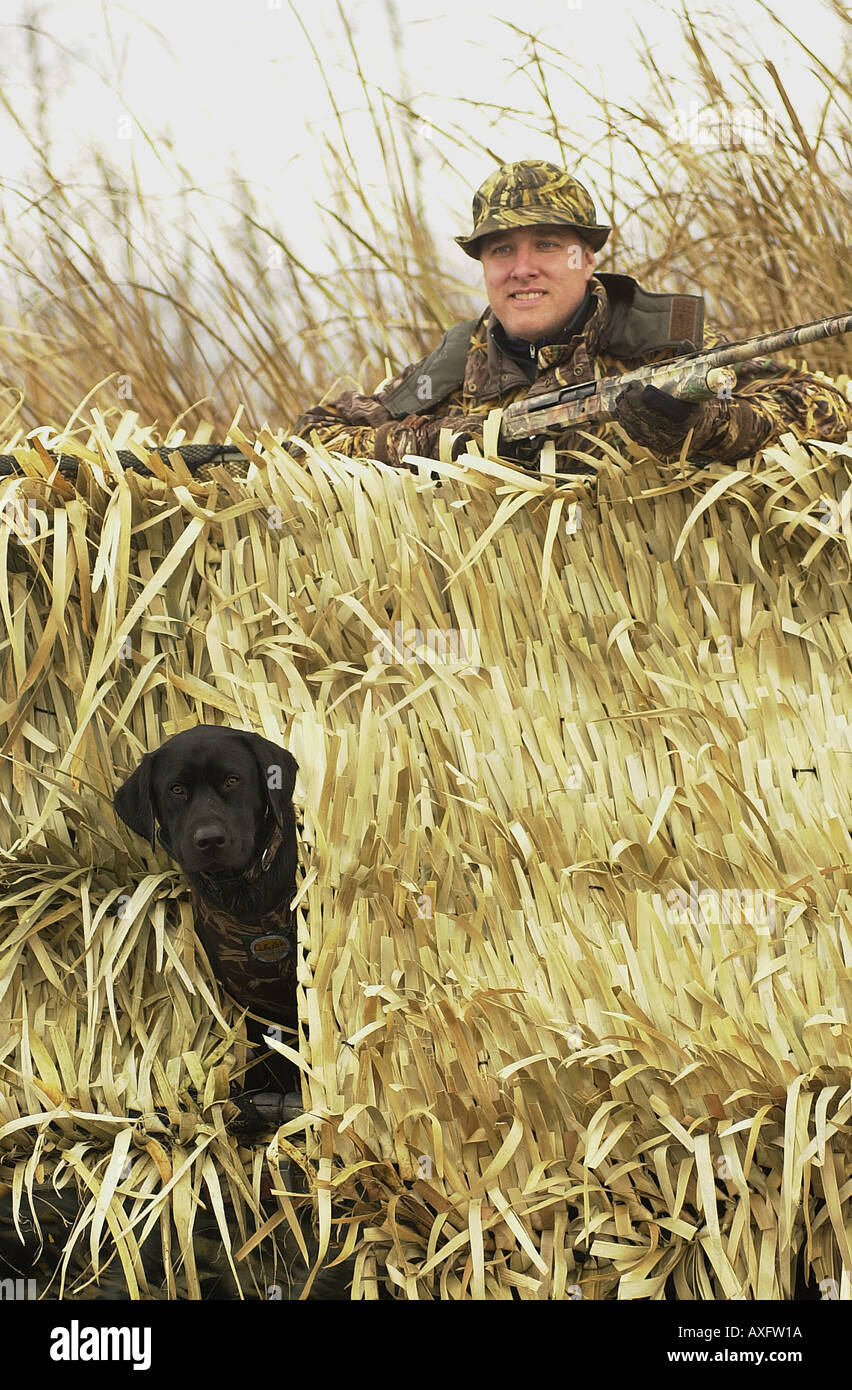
{"left": 244, "top": 734, "right": 299, "bottom": 831}
{"left": 113, "top": 752, "right": 160, "bottom": 851}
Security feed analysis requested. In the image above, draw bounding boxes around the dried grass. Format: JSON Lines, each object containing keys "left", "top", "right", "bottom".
{"left": 0, "top": 4, "right": 849, "bottom": 439}
{"left": 1, "top": 401, "right": 852, "bottom": 1298}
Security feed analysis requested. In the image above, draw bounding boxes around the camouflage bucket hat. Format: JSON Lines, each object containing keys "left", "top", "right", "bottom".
{"left": 455, "top": 159, "right": 611, "bottom": 257}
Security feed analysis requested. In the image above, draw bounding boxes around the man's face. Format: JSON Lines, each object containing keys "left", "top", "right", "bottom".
{"left": 478, "top": 224, "right": 596, "bottom": 342}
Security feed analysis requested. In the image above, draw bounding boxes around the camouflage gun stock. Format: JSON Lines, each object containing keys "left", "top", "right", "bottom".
{"left": 500, "top": 310, "right": 852, "bottom": 441}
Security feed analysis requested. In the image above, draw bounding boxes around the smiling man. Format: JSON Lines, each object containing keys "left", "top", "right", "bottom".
{"left": 293, "top": 160, "right": 851, "bottom": 471}
{"left": 479, "top": 223, "right": 596, "bottom": 345}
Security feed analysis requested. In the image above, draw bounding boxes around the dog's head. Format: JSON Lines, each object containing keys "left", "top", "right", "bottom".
{"left": 113, "top": 724, "right": 298, "bottom": 877}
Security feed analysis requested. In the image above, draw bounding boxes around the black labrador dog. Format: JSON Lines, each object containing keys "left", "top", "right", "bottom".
{"left": 113, "top": 724, "right": 302, "bottom": 1132}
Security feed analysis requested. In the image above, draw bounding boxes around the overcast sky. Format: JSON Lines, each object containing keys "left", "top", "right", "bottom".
{"left": 0, "top": 0, "right": 846, "bottom": 287}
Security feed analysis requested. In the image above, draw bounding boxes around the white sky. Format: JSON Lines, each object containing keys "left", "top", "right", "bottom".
{"left": 0, "top": 0, "right": 847, "bottom": 291}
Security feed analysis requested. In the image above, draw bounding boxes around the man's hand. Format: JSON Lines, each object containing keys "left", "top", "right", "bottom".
{"left": 616, "top": 380, "right": 780, "bottom": 464}
{"left": 425, "top": 417, "right": 483, "bottom": 461}
{"left": 373, "top": 414, "right": 483, "bottom": 467}
{"left": 614, "top": 382, "right": 709, "bottom": 455}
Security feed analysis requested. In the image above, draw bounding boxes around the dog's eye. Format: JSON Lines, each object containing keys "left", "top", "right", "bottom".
{"left": 170, "top": 784, "right": 185, "bottom": 796}
{"left": 224, "top": 775, "right": 239, "bottom": 788}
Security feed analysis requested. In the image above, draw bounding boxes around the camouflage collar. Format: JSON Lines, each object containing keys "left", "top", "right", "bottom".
{"left": 534, "top": 280, "right": 608, "bottom": 368}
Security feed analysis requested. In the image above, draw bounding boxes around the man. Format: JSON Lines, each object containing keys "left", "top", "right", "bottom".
{"left": 293, "top": 160, "right": 850, "bottom": 472}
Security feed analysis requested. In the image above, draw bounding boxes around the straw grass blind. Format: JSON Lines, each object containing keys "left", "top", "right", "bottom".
{"left": 1, "top": 399, "right": 851, "bottom": 1299}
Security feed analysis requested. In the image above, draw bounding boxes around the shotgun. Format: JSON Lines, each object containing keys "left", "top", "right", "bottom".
{"left": 500, "top": 310, "right": 852, "bottom": 441}
{"left": 0, "top": 442, "right": 249, "bottom": 479}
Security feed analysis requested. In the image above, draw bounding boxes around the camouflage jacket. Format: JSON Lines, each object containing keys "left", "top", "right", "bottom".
{"left": 293, "top": 274, "right": 851, "bottom": 469}
{"left": 189, "top": 825, "right": 298, "bottom": 1029}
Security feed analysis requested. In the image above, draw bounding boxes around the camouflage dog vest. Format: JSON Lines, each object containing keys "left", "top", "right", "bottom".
{"left": 188, "top": 826, "right": 298, "bottom": 1028}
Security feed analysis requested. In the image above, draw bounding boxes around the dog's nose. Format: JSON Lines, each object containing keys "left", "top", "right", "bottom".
{"left": 192, "top": 824, "right": 228, "bottom": 852}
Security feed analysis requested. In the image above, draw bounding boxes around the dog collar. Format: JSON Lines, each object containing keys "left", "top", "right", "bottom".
{"left": 258, "top": 824, "right": 282, "bottom": 875}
